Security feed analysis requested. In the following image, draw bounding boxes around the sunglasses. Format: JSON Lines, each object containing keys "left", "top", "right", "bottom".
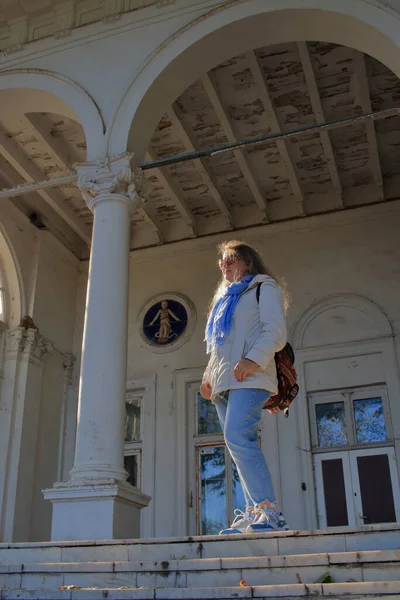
{"left": 218, "top": 255, "right": 240, "bottom": 270}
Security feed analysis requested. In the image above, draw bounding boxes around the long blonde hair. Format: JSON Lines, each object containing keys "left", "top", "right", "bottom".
{"left": 209, "top": 240, "right": 289, "bottom": 313}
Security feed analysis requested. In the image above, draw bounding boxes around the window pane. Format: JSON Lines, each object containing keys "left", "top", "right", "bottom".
{"left": 200, "top": 446, "right": 227, "bottom": 534}
{"left": 357, "top": 454, "right": 396, "bottom": 523}
{"left": 197, "top": 392, "right": 222, "bottom": 435}
{"left": 125, "top": 397, "right": 141, "bottom": 442}
{"left": 124, "top": 454, "right": 139, "bottom": 487}
{"left": 232, "top": 462, "right": 246, "bottom": 513}
{"left": 321, "top": 459, "right": 349, "bottom": 527}
{"left": 316, "top": 402, "right": 348, "bottom": 447}
{"left": 353, "top": 398, "right": 387, "bottom": 444}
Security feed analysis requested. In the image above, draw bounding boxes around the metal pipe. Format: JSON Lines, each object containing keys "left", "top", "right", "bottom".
{"left": 138, "top": 107, "right": 400, "bottom": 170}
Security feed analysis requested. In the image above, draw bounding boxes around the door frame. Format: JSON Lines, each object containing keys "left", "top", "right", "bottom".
{"left": 349, "top": 446, "right": 400, "bottom": 525}
{"left": 174, "top": 367, "right": 205, "bottom": 536}
{"left": 314, "top": 446, "right": 400, "bottom": 528}
{"left": 313, "top": 450, "right": 356, "bottom": 528}
{"left": 125, "top": 374, "right": 156, "bottom": 538}
{"left": 293, "top": 336, "right": 400, "bottom": 530}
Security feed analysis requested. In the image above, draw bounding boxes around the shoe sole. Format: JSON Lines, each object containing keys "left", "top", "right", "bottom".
{"left": 247, "top": 526, "right": 289, "bottom": 533}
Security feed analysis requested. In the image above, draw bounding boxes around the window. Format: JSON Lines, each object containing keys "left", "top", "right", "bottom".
{"left": 124, "top": 391, "right": 143, "bottom": 488}
{"left": 188, "top": 385, "right": 248, "bottom": 536}
{"left": 309, "top": 386, "right": 391, "bottom": 452}
{"left": 123, "top": 376, "right": 156, "bottom": 538}
{"left": 310, "top": 385, "right": 399, "bottom": 527}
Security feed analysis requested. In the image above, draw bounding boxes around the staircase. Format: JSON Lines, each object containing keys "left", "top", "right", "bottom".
{"left": 0, "top": 524, "right": 399, "bottom": 599}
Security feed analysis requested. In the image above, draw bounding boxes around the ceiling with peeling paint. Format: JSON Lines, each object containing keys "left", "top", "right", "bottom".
{"left": 1, "top": 40, "right": 400, "bottom": 258}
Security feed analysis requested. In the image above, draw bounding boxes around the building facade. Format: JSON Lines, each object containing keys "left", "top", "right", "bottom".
{"left": 0, "top": 0, "right": 400, "bottom": 543}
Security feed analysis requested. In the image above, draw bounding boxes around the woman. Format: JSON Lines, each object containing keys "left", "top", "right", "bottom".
{"left": 200, "top": 240, "right": 289, "bottom": 534}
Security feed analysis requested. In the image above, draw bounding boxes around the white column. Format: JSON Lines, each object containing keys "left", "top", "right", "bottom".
{"left": 72, "top": 193, "right": 131, "bottom": 481}
{"left": 0, "top": 324, "right": 53, "bottom": 542}
{"left": 57, "top": 353, "right": 75, "bottom": 481}
{"left": 44, "top": 154, "right": 150, "bottom": 541}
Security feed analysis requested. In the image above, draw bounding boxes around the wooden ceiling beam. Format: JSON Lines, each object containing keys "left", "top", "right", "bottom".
{"left": 23, "top": 113, "right": 78, "bottom": 172}
{"left": 146, "top": 150, "right": 197, "bottom": 237}
{"left": 353, "top": 51, "right": 384, "bottom": 202}
{"left": 201, "top": 72, "right": 269, "bottom": 222}
{"left": 297, "top": 42, "right": 344, "bottom": 209}
{"left": 0, "top": 123, "right": 91, "bottom": 245}
{"left": 168, "top": 104, "right": 234, "bottom": 229}
{"left": 0, "top": 155, "right": 87, "bottom": 257}
{"left": 246, "top": 50, "right": 306, "bottom": 216}
{"left": 136, "top": 204, "right": 164, "bottom": 245}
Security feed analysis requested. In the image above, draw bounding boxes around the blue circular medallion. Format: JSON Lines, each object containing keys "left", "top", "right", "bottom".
{"left": 143, "top": 299, "right": 188, "bottom": 346}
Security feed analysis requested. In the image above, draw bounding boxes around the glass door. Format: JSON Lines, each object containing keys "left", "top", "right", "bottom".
{"left": 349, "top": 447, "right": 399, "bottom": 525}
{"left": 309, "top": 385, "right": 400, "bottom": 528}
{"left": 187, "top": 383, "right": 246, "bottom": 535}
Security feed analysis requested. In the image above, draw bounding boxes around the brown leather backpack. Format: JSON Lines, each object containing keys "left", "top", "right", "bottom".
{"left": 256, "top": 283, "right": 299, "bottom": 417}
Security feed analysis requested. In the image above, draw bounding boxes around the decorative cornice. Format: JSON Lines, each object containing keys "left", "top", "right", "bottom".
{"left": 0, "top": 0, "right": 179, "bottom": 55}
{"left": 5, "top": 326, "right": 54, "bottom": 366}
{"left": 75, "top": 153, "right": 149, "bottom": 212}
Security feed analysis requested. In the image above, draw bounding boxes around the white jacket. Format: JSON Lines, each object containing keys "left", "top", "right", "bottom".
{"left": 203, "top": 274, "right": 287, "bottom": 400}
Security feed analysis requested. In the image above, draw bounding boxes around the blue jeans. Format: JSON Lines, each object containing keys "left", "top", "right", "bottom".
{"left": 214, "top": 388, "right": 276, "bottom": 509}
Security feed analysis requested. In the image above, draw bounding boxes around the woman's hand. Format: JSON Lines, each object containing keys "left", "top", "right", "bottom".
{"left": 233, "top": 358, "right": 259, "bottom": 382}
{"left": 200, "top": 381, "right": 212, "bottom": 400}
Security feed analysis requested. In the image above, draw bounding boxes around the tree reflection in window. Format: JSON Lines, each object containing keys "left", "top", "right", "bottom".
{"left": 232, "top": 462, "right": 245, "bottom": 514}
{"left": 197, "top": 392, "right": 222, "bottom": 435}
{"left": 124, "top": 454, "right": 138, "bottom": 487}
{"left": 316, "top": 402, "right": 348, "bottom": 447}
{"left": 200, "top": 446, "right": 227, "bottom": 534}
{"left": 125, "top": 398, "right": 141, "bottom": 442}
{"left": 199, "top": 446, "right": 246, "bottom": 534}
{"left": 354, "top": 398, "right": 387, "bottom": 443}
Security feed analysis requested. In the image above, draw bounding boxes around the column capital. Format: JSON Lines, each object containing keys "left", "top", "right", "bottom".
{"left": 5, "top": 319, "right": 54, "bottom": 366}
{"left": 74, "top": 152, "right": 148, "bottom": 212}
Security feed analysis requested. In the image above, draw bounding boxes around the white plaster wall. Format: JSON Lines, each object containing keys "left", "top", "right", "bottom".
{"left": 0, "top": 202, "right": 80, "bottom": 542}
{"left": 104, "top": 200, "right": 400, "bottom": 536}
{"left": 31, "top": 231, "right": 80, "bottom": 353}
{"left": 3, "top": 193, "right": 400, "bottom": 541}
{"left": 28, "top": 233, "right": 80, "bottom": 541}
{"left": 29, "top": 350, "right": 64, "bottom": 542}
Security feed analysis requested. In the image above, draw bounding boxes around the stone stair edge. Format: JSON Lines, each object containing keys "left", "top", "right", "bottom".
{"left": 1, "top": 580, "right": 400, "bottom": 599}
{"left": 1, "top": 523, "right": 399, "bottom": 550}
{"left": 1, "top": 548, "right": 400, "bottom": 574}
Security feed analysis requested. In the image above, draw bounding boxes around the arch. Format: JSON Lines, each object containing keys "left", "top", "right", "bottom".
{"left": 0, "top": 227, "right": 24, "bottom": 329}
{"left": 0, "top": 69, "right": 105, "bottom": 160}
{"left": 292, "top": 294, "right": 393, "bottom": 350}
{"left": 108, "top": 0, "right": 400, "bottom": 159}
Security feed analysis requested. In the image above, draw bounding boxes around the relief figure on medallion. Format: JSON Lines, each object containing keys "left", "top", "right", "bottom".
{"left": 148, "top": 300, "right": 181, "bottom": 343}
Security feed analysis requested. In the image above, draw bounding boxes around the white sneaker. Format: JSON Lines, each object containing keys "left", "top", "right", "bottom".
{"left": 246, "top": 508, "right": 289, "bottom": 533}
{"left": 219, "top": 509, "right": 255, "bottom": 535}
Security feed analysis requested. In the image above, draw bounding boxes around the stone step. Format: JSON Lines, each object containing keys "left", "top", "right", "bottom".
{"left": 0, "top": 580, "right": 399, "bottom": 600}
{"left": 0, "top": 550, "right": 399, "bottom": 590}
{"left": 0, "top": 524, "right": 399, "bottom": 565}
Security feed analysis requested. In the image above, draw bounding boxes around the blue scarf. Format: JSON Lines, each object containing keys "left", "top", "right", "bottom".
{"left": 205, "top": 274, "right": 254, "bottom": 354}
